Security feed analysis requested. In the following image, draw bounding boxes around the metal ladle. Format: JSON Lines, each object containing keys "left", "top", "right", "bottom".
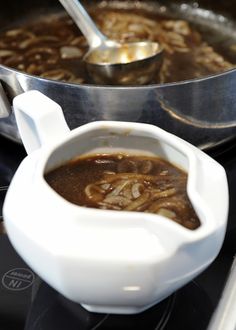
{"left": 58, "top": 0, "right": 163, "bottom": 85}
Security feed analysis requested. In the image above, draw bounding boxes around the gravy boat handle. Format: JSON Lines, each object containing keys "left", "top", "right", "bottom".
{"left": 13, "top": 90, "right": 70, "bottom": 154}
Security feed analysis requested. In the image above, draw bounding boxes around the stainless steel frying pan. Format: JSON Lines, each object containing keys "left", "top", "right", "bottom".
{"left": 1, "top": 0, "right": 236, "bottom": 150}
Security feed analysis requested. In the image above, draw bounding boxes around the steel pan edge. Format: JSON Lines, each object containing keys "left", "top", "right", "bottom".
{"left": 1, "top": 65, "right": 236, "bottom": 150}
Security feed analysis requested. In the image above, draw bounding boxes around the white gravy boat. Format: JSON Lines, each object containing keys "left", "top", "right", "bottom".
{"left": 3, "top": 91, "right": 228, "bottom": 314}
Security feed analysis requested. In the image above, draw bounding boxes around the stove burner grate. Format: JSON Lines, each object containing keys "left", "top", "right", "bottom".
{"left": 24, "top": 280, "right": 213, "bottom": 330}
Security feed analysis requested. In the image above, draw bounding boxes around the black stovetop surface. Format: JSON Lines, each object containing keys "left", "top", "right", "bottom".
{"left": 0, "top": 136, "right": 236, "bottom": 330}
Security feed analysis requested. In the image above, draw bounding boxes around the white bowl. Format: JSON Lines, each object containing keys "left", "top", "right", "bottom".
{"left": 3, "top": 91, "right": 228, "bottom": 314}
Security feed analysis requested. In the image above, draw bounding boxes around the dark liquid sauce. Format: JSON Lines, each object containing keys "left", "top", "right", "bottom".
{"left": 0, "top": 4, "right": 235, "bottom": 84}
{"left": 45, "top": 154, "right": 200, "bottom": 230}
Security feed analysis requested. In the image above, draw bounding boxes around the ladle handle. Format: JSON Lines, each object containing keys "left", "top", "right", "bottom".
{"left": 58, "top": 0, "right": 107, "bottom": 48}
{"left": 13, "top": 91, "right": 70, "bottom": 154}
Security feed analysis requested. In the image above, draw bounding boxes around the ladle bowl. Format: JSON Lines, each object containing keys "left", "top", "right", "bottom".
{"left": 58, "top": 0, "right": 163, "bottom": 85}
{"left": 1, "top": 0, "right": 236, "bottom": 149}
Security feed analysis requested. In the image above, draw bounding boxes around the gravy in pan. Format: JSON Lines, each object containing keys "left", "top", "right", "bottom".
{"left": 44, "top": 153, "right": 200, "bottom": 230}
{"left": 0, "top": 6, "right": 235, "bottom": 84}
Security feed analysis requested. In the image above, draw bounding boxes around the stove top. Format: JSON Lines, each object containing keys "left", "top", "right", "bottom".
{"left": 0, "top": 136, "right": 236, "bottom": 330}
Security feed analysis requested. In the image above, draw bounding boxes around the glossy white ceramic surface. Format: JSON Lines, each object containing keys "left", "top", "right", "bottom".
{"left": 3, "top": 91, "right": 228, "bottom": 314}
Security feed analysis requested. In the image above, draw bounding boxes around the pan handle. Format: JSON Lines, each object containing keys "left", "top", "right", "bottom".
{"left": 0, "top": 81, "right": 11, "bottom": 118}
{"left": 207, "top": 256, "right": 236, "bottom": 330}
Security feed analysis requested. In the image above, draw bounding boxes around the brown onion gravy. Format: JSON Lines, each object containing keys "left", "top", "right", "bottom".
{"left": 0, "top": 6, "right": 235, "bottom": 84}
{"left": 44, "top": 153, "right": 200, "bottom": 230}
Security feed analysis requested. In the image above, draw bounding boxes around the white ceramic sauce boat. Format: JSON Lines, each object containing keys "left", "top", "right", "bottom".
{"left": 3, "top": 91, "right": 228, "bottom": 314}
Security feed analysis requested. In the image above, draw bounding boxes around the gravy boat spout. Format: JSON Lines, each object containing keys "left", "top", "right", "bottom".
{"left": 3, "top": 91, "right": 228, "bottom": 314}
